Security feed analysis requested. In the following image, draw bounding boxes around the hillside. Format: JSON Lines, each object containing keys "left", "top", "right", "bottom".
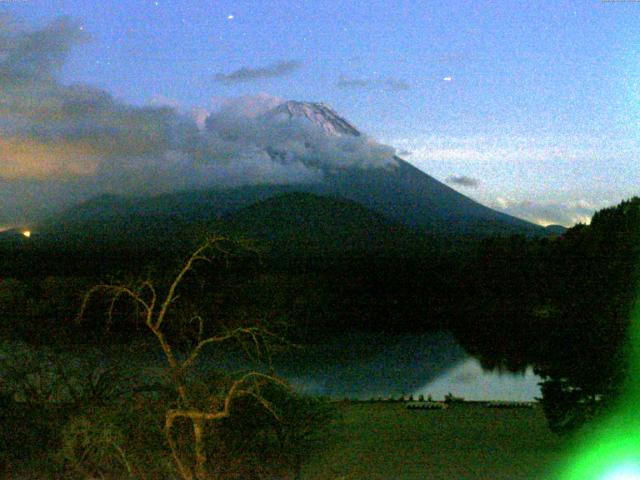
{"left": 34, "top": 100, "right": 547, "bottom": 249}
{"left": 214, "top": 192, "right": 426, "bottom": 258}
{"left": 27, "top": 191, "right": 431, "bottom": 261}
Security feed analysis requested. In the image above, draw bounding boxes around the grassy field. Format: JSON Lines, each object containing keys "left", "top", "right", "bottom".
{"left": 303, "top": 402, "right": 569, "bottom": 480}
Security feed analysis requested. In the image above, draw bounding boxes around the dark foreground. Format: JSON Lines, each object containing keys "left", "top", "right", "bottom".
{"left": 303, "top": 402, "right": 568, "bottom": 480}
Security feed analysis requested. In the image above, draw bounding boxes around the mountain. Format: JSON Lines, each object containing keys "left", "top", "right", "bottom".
{"left": 258, "top": 100, "right": 543, "bottom": 237}
{"left": 216, "top": 192, "right": 426, "bottom": 258}
{"left": 32, "top": 191, "right": 429, "bottom": 258}
{"left": 36, "top": 100, "right": 546, "bottom": 254}
{"left": 261, "top": 100, "right": 362, "bottom": 137}
{"left": 324, "top": 160, "right": 542, "bottom": 237}
{"left": 544, "top": 224, "right": 568, "bottom": 236}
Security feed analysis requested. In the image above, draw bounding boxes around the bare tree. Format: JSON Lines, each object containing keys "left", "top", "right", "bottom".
{"left": 78, "top": 236, "right": 288, "bottom": 480}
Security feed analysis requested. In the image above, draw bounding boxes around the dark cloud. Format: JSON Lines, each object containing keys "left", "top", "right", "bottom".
{"left": 336, "top": 76, "right": 373, "bottom": 89}
{"left": 335, "top": 76, "right": 411, "bottom": 92}
{"left": 446, "top": 175, "right": 480, "bottom": 188}
{"left": 213, "top": 60, "right": 301, "bottom": 84}
{"left": 384, "top": 78, "right": 411, "bottom": 91}
{"left": 0, "top": 16, "right": 87, "bottom": 85}
{"left": 0, "top": 19, "right": 396, "bottom": 225}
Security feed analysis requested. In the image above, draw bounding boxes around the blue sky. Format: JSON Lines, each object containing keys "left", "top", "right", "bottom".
{"left": 2, "top": 0, "right": 639, "bottom": 226}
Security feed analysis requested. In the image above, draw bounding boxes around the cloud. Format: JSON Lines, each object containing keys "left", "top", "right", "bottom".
{"left": 0, "top": 137, "right": 99, "bottom": 180}
{"left": 208, "top": 92, "right": 285, "bottom": 118}
{"left": 384, "top": 78, "right": 411, "bottom": 91}
{"left": 0, "top": 19, "right": 396, "bottom": 225}
{"left": 389, "top": 134, "right": 634, "bottom": 164}
{"left": 491, "top": 197, "right": 604, "bottom": 227}
{"left": 148, "top": 95, "right": 181, "bottom": 109}
{"left": 446, "top": 175, "right": 479, "bottom": 188}
{"left": 213, "top": 60, "right": 301, "bottom": 84}
{"left": 203, "top": 98, "right": 396, "bottom": 170}
{"left": 0, "top": 16, "right": 87, "bottom": 84}
{"left": 336, "top": 76, "right": 412, "bottom": 92}
{"left": 336, "top": 76, "right": 373, "bottom": 89}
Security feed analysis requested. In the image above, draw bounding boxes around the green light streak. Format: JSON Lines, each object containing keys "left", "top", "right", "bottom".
{"left": 556, "top": 294, "right": 640, "bottom": 479}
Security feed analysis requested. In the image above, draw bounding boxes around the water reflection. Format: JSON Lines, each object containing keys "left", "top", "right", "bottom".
{"left": 0, "top": 332, "right": 542, "bottom": 402}
{"left": 413, "top": 358, "right": 541, "bottom": 401}
{"left": 270, "top": 332, "right": 542, "bottom": 401}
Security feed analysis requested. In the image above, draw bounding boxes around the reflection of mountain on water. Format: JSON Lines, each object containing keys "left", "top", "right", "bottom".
{"left": 271, "top": 331, "right": 467, "bottom": 399}
{"left": 1, "top": 333, "right": 542, "bottom": 402}
{"left": 414, "top": 359, "right": 542, "bottom": 402}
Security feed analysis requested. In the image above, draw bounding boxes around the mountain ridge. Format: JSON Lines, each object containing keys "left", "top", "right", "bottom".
{"left": 33, "top": 99, "right": 547, "bottom": 252}
{"left": 262, "top": 100, "right": 362, "bottom": 137}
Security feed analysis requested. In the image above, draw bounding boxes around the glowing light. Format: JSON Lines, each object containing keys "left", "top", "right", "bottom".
{"left": 227, "top": 14, "right": 234, "bottom": 20}
{"left": 22, "top": 230, "right": 31, "bottom": 238}
{"left": 557, "top": 282, "right": 640, "bottom": 479}
{"left": 603, "top": 463, "right": 640, "bottom": 480}
{"left": 443, "top": 76, "right": 452, "bottom": 81}
{"left": 0, "top": 137, "right": 98, "bottom": 181}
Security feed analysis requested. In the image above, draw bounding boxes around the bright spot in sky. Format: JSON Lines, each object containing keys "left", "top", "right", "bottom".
{"left": 443, "top": 76, "right": 452, "bottom": 82}
{"left": 602, "top": 463, "right": 640, "bottom": 480}
{"left": 227, "top": 14, "right": 234, "bottom": 20}
{"left": 22, "top": 230, "right": 31, "bottom": 238}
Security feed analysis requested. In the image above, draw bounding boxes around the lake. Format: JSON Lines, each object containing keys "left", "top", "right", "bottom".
{"left": 270, "top": 331, "right": 542, "bottom": 401}
{"left": 0, "top": 331, "right": 542, "bottom": 402}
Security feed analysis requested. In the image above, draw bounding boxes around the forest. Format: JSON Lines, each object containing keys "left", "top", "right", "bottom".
{"left": 0, "top": 197, "right": 638, "bottom": 478}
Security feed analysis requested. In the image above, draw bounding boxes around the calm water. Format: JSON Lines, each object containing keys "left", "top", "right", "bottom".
{"left": 0, "top": 332, "right": 542, "bottom": 402}
{"left": 269, "top": 331, "right": 542, "bottom": 401}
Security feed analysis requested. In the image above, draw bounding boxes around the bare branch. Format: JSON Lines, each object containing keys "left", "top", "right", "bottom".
{"left": 155, "top": 236, "right": 228, "bottom": 330}
{"left": 77, "top": 283, "right": 152, "bottom": 327}
{"left": 180, "top": 332, "right": 236, "bottom": 371}
{"left": 141, "top": 280, "right": 157, "bottom": 313}
{"left": 77, "top": 236, "right": 290, "bottom": 480}
{"left": 164, "top": 413, "right": 194, "bottom": 480}
{"left": 76, "top": 284, "right": 110, "bottom": 323}
{"left": 194, "top": 315, "right": 204, "bottom": 344}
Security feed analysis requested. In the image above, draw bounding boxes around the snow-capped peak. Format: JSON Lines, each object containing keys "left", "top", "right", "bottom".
{"left": 263, "top": 100, "right": 361, "bottom": 137}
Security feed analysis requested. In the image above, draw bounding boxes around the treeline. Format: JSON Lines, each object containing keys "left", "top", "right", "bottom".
{"left": 0, "top": 235, "right": 460, "bottom": 345}
{"left": 1, "top": 198, "right": 638, "bottom": 436}
{"left": 451, "top": 197, "right": 640, "bottom": 432}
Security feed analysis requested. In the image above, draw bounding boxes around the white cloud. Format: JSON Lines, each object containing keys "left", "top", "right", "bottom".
{"left": 396, "top": 136, "right": 639, "bottom": 162}
{"left": 388, "top": 134, "right": 635, "bottom": 164}
{"left": 488, "top": 197, "right": 612, "bottom": 227}
{"left": 0, "top": 17, "right": 394, "bottom": 224}
{"left": 384, "top": 133, "right": 638, "bottom": 228}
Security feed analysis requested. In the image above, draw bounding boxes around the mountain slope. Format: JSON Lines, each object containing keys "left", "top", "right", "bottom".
{"left": 36, "top": 191, "right": 429, "bottom": 257}
{"left": 325, "top": 159, "right": 543, "bottom": 237}
{"left": 261, "top": 100, "right": 362, "bottom": 137}
{"left": 215, "top": 192, "right": 425, "bottom": 258}
{"left": 259, "top": 100, "right": 544, "bottom": 237}
{"left": 37, "top": 100, "right": 546, "bottom": 251}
